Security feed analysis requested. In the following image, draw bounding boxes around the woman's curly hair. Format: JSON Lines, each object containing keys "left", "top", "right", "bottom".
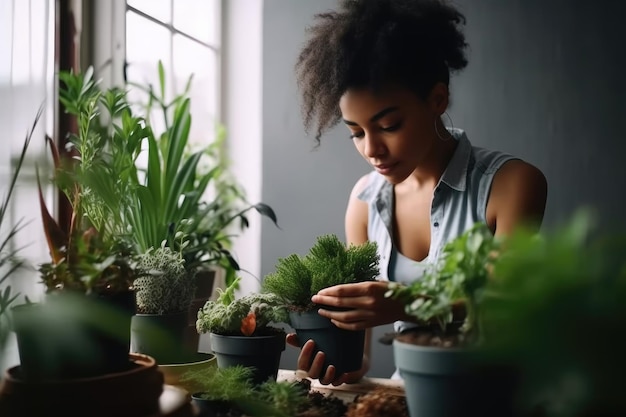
{"left": 295, "top": 0, "right": 468, "bottom": 143}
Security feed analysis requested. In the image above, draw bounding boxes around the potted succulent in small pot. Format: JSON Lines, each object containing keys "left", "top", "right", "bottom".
{"left": 261, "top": 234, "right": 379, "bottom": 376}
{"left": 196, "top": 276, "right": 289, "bottom": 384}
{"left": 385, "top": 223, "right": 512, "bottom": 417}
{"left": 130, "top": 245, "right": 196, "bottom": 364}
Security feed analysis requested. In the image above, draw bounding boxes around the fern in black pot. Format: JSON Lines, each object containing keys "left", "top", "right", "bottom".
{"left": 261, "top": 234, "right": 379, "bottom": 375}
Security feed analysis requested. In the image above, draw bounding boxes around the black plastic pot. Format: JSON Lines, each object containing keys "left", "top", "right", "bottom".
{"left": 130, "top": 311, "right": 189, "bottom": 364}
{"left": 393, "top": 338, "right": 518, "bottom": 417}
{"left": 191, "top": 394, "right": 235, "bottom": 417}
{"left": 289, "top": 310, "right": 365, "bottom": 376}
{"left": 12, "top": 290, "right": 135, "bottom": 381}
{"left": 209, "top": 330, "right": 285, "bottom": 385}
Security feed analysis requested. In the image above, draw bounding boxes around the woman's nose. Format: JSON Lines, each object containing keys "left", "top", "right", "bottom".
{"left": 363, "top": 133, "right": 385, "bottom": 158}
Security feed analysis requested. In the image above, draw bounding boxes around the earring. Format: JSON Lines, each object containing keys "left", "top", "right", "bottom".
{"left": 434, "top": 112, "right": 454, "bottom": 141}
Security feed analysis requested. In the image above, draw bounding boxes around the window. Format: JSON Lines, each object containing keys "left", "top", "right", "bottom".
{"left": 125, "top": 0, "right": 222, "bottom": 147}
{"left": 0, "top": 0, "right": 55, "bottom": 300}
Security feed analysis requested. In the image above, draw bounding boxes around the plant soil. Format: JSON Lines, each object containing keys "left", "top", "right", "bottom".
{"left": 396, "top": 327, "right": 465, "bottom": 348}
{"left": 198, "top": 378, "right": 408, "bottom": 417}
{"left": 346, "top": 387, "right": 408, "bottom": 417}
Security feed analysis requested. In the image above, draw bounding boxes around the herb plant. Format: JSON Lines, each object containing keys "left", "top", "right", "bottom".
{"left": 386, "top": 223, "right": 499, "bottom": 343}
{"left": 58, "top": 64, "right": 278, "bottom": 287}
{"left": 196, "top": 276, "right": 288, "bottom": 336}
{"left": 262, "top": 234, "right": 379, "bottom": 310}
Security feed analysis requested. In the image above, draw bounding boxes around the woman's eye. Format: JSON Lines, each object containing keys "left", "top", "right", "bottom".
{"left": 382, "top": 122, "right": 402, "bottom": 132}
{"left": 350, "top": 131, "right": 365, "bottom": 139}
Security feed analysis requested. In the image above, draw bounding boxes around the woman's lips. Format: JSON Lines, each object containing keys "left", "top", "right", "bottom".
{"left": 374, "top": 163, "right": 397, "bottom": 175}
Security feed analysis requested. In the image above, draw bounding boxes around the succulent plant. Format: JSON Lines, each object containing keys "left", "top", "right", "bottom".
{"left": 134, "top": 246, "right": 195, "bottom": 315}
{"left": 196, "top": 276, "right": 288, "bottom": 336}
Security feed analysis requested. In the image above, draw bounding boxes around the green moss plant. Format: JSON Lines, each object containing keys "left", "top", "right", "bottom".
{"left": 262, "top": 234, "right": 379, "bottom": 310}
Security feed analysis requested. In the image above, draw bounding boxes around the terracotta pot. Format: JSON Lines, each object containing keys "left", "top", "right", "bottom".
{"left": 0, "top": 353, "right": 163, "bottom": 417}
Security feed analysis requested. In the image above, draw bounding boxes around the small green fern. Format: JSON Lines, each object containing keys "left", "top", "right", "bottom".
{"left": 180, "top": 365, "right": 255, "bottom": 401}
{"left": 262, "top": 234, "right": 379, "bottom": 310}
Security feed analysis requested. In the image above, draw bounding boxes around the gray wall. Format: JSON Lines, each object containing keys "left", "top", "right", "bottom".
{"left": 262, "top": 0, "right": 626, "bottom": 378}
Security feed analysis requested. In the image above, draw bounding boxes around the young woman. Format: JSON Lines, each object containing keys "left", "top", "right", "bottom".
{"left": 286, "top": 0, "right": 548, "bottom": 385}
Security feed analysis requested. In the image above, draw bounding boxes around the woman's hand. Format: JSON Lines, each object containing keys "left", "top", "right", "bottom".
{"left": 311, "top": 281, "right": 407, "bottom": 330}
{"left": 286, "top": 334, "right": 369, "bottom": 386}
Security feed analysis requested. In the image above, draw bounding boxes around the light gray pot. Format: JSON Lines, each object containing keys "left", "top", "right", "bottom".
{"left": 393, "top": 338, "right": 518, "bottom": 417}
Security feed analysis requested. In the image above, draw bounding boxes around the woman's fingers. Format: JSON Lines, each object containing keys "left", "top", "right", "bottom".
{"left": 286, "top": 332, "right": 300, "bottom": 347}
{"left": 296, "top": 339, "right": 316, "bottom": 372}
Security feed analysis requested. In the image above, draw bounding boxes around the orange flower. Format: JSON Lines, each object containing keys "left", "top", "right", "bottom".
{"left": 240, "top": 312, "right": 256, "bottom": 336}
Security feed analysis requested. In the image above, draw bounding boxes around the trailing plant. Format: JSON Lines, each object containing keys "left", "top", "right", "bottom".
{"left": 385, "top": 222, "right": 500, "bottom": 344}
{"left": 196, "top": 276, "right": 288, "bottom": 336}
{"left": 262, "top": 234, "right": 379, "bottom": 310}
{"left": 134, "top": 245, "right": 195, "bottom": 315}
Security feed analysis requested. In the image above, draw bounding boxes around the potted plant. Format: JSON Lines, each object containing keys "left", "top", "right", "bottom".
{"left": 130, "top": 245, "right": 196, "bottom": 364}
{"left": 261, "top": 234, "right": 379, "bottom": 376}
{"left": 196, "top": 276, "right": 288, "bottom": 384}
{"left": 180, "top": 364, "right": 311, "bottom": 417}
{"left": 57, "top": 65, "right": 278, "bottom": 360}
{"left": 385, "top": 223, "right": 509, "bottom": 417}
{"left": 8, "top": 71, "right": 139, "bottom": 381}
{"left": 479, "top": 212, "right": 626, "bottom": 417}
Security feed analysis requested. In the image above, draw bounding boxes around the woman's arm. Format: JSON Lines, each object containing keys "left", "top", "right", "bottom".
{"left": 486, "top": 159, "right": 548, "bottom": 237}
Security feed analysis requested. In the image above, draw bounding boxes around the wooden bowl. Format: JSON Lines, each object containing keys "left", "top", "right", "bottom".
{"left": 0, "top": 353, "right": 163, "bottom": 417}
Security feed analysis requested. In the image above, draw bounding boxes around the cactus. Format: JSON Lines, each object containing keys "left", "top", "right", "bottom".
{"left": 134, "top": 246, "right": 195, "bottom": 315}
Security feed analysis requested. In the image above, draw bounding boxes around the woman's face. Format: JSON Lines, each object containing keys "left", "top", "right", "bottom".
{"left": 339, "top": 85, "right": 443, "bottom": 184}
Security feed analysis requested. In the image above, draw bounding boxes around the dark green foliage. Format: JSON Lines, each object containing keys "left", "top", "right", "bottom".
{"left": 386, "top": 222, "right": 498, "bottom": 340}
{"left": 262, "top": 255, "right": 312, "bottom": 307}
{"left": 262, "top": 234, "right": 379, "bottom": 310}
{"left": 480, "top": 211, "right": 626, "bottom": 416}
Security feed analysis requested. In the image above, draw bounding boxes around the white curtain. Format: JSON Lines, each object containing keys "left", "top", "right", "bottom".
{"left": 0, "top": 0, "right": 55, "bottom": 369}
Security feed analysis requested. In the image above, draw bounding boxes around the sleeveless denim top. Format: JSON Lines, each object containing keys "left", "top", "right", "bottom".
{"left": 356, "top": 128, "right": 517, "bottom": 334}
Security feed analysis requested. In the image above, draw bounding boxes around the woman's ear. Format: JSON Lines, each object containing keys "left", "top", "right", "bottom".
{"left": 428, "top": 82, "right": 450, "bottom": 115}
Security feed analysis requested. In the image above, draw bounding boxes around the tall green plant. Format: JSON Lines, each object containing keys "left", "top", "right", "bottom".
{"left": 59, "top": 64, "right": 278, "bottom": 285}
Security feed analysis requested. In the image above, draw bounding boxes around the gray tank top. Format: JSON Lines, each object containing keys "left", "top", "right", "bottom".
{"left": 357, "top": 128, "right": 518, "bottom": 334}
